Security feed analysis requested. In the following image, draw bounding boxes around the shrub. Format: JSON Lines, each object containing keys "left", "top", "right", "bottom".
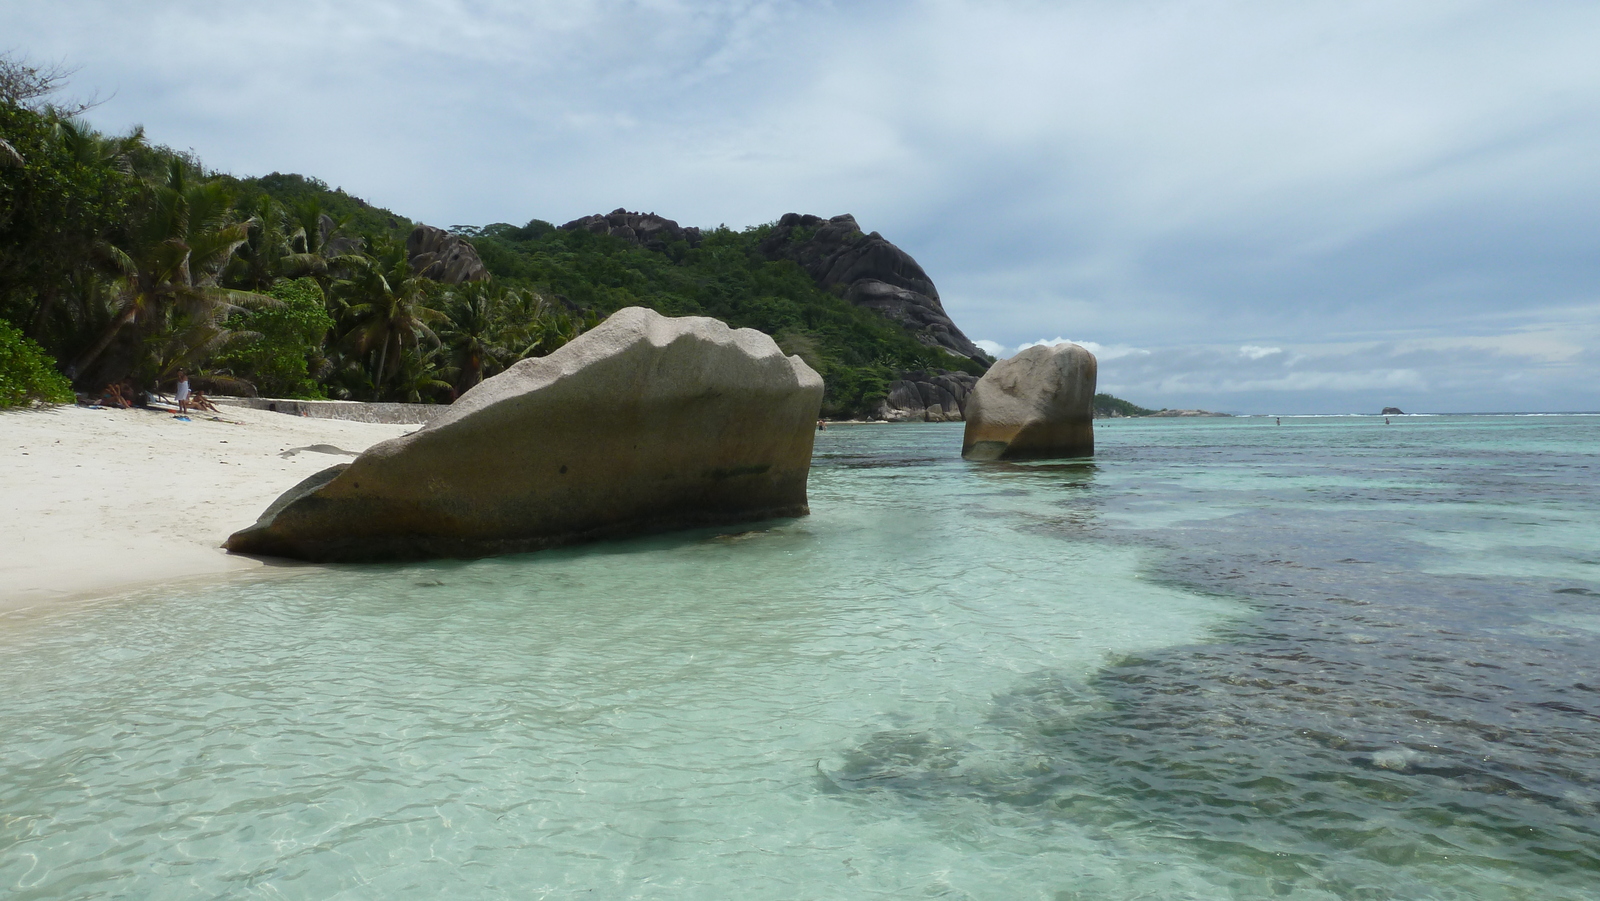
{"left": 0, "top": 319, "right": 74, "bottom": 407}
{"left": 211, "top": 278, "right": 335, "bottom": 398}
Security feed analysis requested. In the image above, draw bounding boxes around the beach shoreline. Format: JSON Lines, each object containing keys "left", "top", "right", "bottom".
{"left": 0, "top": 404, "right": 412, "bottom": 615}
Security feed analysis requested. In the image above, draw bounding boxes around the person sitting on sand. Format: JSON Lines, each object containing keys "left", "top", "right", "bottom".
{"left": 98, "top": 383, "right": 132, "bottom": 409}
{"left": 188, "top": 391, "right": 219, "bottom": 413}
{"left": 175, "top": 369, "right": 191, "bottom": 415}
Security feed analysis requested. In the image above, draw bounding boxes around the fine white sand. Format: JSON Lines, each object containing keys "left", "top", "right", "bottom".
{"left": 1, "top": 404, "right": 413, "bottom": 613}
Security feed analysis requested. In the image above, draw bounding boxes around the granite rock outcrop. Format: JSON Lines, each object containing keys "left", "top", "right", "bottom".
{"left": 757, "top": 213, "right": 985, "bottom": 362}
{"left": 407, "top": 224, "right": 489, "bottom": 283}
{"left": 961, "top": 343, "right": 1097, "bottom": 460}
{"left": 873, "top": 371, "right": 979, "bottom": 422}
{"left": 560, "top": 209, "right": 703, "bottom": 253}
{"left": 225, "top": 307, "right": 824, "bottom": 562}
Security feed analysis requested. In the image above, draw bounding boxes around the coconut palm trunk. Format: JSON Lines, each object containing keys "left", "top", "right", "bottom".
{"left": 69, "top": 303, "right": 140, "bottom": 380}
{"left": 373, "top": 339, "right": 390, "bottom": 401}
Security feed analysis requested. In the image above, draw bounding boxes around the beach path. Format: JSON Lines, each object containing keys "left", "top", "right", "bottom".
{"left": 1, "top": 405, "right": 412, "bottom": 613}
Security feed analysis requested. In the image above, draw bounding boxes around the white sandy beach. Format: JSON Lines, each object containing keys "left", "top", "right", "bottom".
{"left": 0, "top": 404, "right": 412, "bottom": 613}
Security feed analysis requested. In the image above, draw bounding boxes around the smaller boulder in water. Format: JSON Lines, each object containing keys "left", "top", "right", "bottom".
{"left": 961, "top": 343, "right": 1097, "bottom": 460}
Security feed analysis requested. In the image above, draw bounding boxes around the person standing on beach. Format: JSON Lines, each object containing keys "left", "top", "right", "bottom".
{"left": 175, "top": 369, "right": 191, "bottom": 415}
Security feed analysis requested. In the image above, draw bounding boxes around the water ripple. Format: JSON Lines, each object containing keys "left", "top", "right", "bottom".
{"left": 4, "top": 417, "right": 1598, "bottom": 899}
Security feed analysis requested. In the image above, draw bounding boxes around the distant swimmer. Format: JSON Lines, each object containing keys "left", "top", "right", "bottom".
{"left": 1276, "top": 417, "right": 1281, "bottom": 426}
{"left": 1386, "top": 417, "right": 1391, "bottom": 425}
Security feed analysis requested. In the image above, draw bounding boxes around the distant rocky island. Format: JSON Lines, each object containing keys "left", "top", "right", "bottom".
{"left": 1143, "top": 408, "right": 1232, "bottom": 418}
{"left": 1093, "top": 394, "right": 1228, "bottom": 418}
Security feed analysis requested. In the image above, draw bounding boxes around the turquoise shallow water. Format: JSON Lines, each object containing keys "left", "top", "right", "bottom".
{"left": 3, "top": 416, "right": 1598, "bottom": 899}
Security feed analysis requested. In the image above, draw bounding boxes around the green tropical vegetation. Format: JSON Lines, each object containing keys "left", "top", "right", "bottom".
{"left": 464, "top": 222, "right": 986, "bottom": 414}
{"left": 0, "top": 319, "right": 73, "bottom": 407}
{"left": 3, "top": 53, "right": 1159, "bottom": 418}
{"left": 210, "top": 278, "right": 333, "bottom": 399}
{"left": 0, "top": 54, "right": 601, "bottom": 408}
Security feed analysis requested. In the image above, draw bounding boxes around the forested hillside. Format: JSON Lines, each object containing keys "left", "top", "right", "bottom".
{"left": 3, "top": 54, "right": 1168, "bottom": 417}
{"left": 1, "top": 55, "right": 992, "bottom": 415}
{"left": 466, "top": 220, "right": 985, "bottom": 414}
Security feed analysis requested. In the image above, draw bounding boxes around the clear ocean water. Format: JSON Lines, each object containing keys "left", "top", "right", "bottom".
{"left": 3, "top": 415, "right": 1598, "bottom": 900}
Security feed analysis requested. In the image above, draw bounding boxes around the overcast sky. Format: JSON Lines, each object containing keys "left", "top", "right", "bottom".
{"left": 12, "top": 0, "right": 1600, "bottom": 412}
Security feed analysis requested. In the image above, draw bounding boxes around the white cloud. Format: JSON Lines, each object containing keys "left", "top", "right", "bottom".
{"left": 1239, "top": 345, "right": 1283, "bottom": 360}
{"left": 1001, "top": 338, "right": 1150, "bottom": 361}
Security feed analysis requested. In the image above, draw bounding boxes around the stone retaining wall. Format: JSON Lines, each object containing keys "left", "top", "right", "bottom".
{"left": 211, "top": 396, "right": 446, "bottom": 425}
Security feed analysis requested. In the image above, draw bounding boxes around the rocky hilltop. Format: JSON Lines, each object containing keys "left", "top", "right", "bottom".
{"left": 757, "top": 213, "right": 985, "bottom": 362}
{"left": 560, "top": 210, "right": 986, "bottom": 367}
{"left": 561, "top": 209, "right": 703, "bottom": 253}
{"left": 550, "top": 209, "right": 989, "bottom": 421}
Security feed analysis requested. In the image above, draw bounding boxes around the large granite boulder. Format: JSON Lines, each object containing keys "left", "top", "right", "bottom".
{"left": 961, "top": 343, "right": 1097, "bottom": 460}
{"left": 758, "top": 213, "right": 987, "bottom": 362}
{"left": 407, "top": 224, "right": 490, "bottom": 283}
{"left": 225, "top": 307, "right": 824, "bottom": 562}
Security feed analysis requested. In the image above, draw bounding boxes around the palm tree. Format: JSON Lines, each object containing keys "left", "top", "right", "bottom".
{"left": 70, "top": 158, "right": 267, "bottom": 386}
{"left": 333, "top": 237, "right": 441, "bottom": 400}
{"left": 515, "top": 305, "right": 600, "bottom": 360}
{"left": 282, "top": 200, "right": 363, "bottom": 290}
{"left": 225, "top": 194, "right": 291, "bottom": 291}
{"left": 388, "top": 345, "right": 453, "bottom": 403}
{"left": 21, "top": 117, "right": 143, "bottom": 342}
{"left": 49, "top": 117, "right": 142, "bottom": 171}
{"left": 438, "top": 283, "right": 506, "bottom": 392}
{"left": 148, "top": 300, "right": 239, "bottom": 385}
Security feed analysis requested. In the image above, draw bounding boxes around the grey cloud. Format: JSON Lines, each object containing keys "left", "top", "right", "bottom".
{"left": 1079, "top": 323, "right": 1600, "bottom": 414}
